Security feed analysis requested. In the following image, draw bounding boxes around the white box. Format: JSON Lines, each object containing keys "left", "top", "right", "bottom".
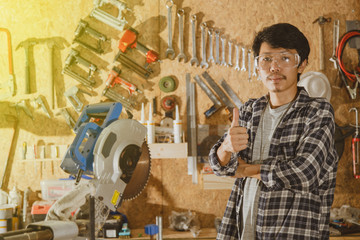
{"left": 40, "top": 179, "right": 77, "bottom": 200}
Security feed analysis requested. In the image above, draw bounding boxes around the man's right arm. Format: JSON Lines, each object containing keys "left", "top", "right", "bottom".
{"left": 208, "top": 108, "right": 249, "bottom": 176}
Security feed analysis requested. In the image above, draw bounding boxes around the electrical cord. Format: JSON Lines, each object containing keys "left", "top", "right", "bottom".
{"left": 335, "top": 30, "right": 360, "bottom": 82}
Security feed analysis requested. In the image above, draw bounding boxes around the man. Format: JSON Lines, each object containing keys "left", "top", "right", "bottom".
{"left": 209, "top": 23, "right": 338, "bottom": 239}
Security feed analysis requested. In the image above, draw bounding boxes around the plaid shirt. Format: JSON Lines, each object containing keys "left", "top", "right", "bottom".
{"left": 209, "top": 88, "right": 338, "bottom": 240}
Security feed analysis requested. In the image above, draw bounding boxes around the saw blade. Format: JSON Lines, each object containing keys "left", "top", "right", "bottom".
{"left": 122, "top": 141, "right": 151, "bottom": 200}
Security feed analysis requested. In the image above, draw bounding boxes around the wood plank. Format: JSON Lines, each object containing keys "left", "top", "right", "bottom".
{"left": 148, "top": 143, "right": 188, "bottom": 159}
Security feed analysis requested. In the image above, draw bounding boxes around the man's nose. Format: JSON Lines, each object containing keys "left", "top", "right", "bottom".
{"left": 269, "top": 60, "right": 280, "bottom": 72}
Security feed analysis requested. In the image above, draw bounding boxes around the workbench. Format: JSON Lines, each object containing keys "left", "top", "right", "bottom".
{"left": 100, "top": 228, "right": 360, "bottom": 240}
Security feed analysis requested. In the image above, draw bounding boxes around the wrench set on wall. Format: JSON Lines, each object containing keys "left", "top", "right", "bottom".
{"left": 165, "top": 0, "right": 259, "bottom": 82}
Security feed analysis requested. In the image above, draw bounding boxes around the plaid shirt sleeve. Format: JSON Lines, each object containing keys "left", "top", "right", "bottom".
{"left": 208, "top": 133, "right": 239, "bottom": 176}
{"left": 260, "top": 101, "right": 337, "bottom": 193}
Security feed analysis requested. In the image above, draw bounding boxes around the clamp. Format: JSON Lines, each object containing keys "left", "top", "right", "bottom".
{"left": 73, "top": 19, "right": 107, "bottom": 54}
{"left": 62, "top": 48, "right": 97, "bottom": 87}
{"left": 64, "top": 86, "right": 89, "bottom": 113}
{"left": 90, "top": 0, "right": 128, "bottom": 31}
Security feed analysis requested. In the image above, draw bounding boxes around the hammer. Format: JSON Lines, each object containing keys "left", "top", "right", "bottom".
{"left": 16, "top": 38, "right": 39, "bottom": 94}
{"left": 313, "top": 16, "right": 331, "bottom": 71}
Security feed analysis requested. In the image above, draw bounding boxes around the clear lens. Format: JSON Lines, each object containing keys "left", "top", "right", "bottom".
{"left": 255, "top": 53, "right": 300, "bottom": 70}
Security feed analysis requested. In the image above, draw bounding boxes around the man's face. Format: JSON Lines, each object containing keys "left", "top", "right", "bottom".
{"left": 257, "top": 42, "right": 306, "bottom": 94}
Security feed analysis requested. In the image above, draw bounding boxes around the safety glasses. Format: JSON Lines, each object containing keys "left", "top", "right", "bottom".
{"left": 255, "top": 52, "right": 301, "bottom": 70}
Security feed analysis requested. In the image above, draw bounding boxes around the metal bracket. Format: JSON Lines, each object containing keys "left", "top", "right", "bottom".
{"left": 73, "top": 19, "right": 107, "bottom": 54}
{"left": 62, "top": 48, "right": 97, "bottom": 87}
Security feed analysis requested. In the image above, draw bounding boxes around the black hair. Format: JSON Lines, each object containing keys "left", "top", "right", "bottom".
{"left": 252, "top": 23, "right": 310, "bottom": 65}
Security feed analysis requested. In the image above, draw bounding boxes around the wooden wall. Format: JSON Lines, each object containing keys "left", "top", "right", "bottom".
{"left": 0, "top": 0, "right": 359, "bottom": 230}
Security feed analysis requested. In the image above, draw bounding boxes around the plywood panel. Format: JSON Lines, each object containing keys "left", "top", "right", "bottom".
{"left": 0, "top": 0, "right": 358, "bottom": 230}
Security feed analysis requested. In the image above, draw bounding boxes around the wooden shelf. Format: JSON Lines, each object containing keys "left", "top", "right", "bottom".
{"left": 17, "top": 158, "right": 62, "bottom": 162}
{"left": 148, "top": 143, "right": 188, "bottom": 159}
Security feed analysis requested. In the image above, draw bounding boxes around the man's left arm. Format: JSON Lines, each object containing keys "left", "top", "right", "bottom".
{"left": 259, "top": 104, "right": 338, "bottom": 193}
{"left": 233, "top": 158, "right": 261, "bottom": 180}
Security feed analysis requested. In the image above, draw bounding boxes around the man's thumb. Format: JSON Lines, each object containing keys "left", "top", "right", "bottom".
{"left": 231, "top": 108, "right": 240, "bottom": 127}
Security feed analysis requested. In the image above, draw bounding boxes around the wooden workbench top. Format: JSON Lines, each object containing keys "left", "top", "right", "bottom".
{"left": 100, "top": 228, "right": 360, "bottom": 240}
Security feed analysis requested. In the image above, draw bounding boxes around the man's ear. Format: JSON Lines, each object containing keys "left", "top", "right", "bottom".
{"left": 298, "top": 59, "right": 307, "bottom": 74}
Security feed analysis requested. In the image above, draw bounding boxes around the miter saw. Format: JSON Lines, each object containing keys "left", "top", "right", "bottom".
{"left": 0, "top": 102, "right": 151, "bottom": 240}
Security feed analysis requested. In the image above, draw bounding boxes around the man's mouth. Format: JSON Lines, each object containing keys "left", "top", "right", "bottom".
{"left": 267, "top": 74, "right": 286, "bottom": 82}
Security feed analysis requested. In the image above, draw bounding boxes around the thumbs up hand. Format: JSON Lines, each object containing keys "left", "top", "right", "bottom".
{"left": 222, "top": 108, "right": 249, "bottom": 153}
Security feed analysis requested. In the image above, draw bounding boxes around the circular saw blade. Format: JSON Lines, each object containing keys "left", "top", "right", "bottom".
{"left": 122, "top": 141, "right": 151, "bottom": 200}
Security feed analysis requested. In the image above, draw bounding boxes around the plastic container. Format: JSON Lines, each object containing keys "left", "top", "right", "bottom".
{"left": 40, "top": 179, "right": 78, "bottom": 200}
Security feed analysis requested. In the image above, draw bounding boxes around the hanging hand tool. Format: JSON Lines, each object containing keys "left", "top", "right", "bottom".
{"left": 190, "top": 14, "right": 199, "bottom": 66}
{"left": 73, "top": 19, "right": 107, "bottom": 54}
{"left": 329, "top": 19, "right": 340, "bottom": 69}
{"left": 117, "top": 28, "right": 160, "bottom": 66}
{"left": 165, "top": 0, "right": 175, "bottom": 59}
{"left": 64, "top": 86, "right": 86, "bottom": 113}
{"left": 202, "top": 71, "right": 235, "bottom": 114}
{"left": 33, "top": 95, "right": 51, "bottom": 118}
{"left": 177, "top": 8, "right": 187, "bottom": 62}
{"left": 16, "top": 38, "right": 39, "bottom": 94}
{"left": 241, "top": 46, "right": 247, "bottom": 72}
{"left": 234, "top": 43, "right": 241, "bottom": 71}
{"left": 248, "top": 49, "right": 252, "bottom": 82}
{"left": 62, "top": 48, "right": 97, "bottom": 87}
{"left": 186, "top": 73, "right": 198, "bottom": 183}
{"left": 349, "top": 108, "right": 360, "bottom": 179}
{"left": 313, "top": 16, "right": 331, "bottom": 71}
{"left": 218, "top": 78, "right": 243, "bottom": 109}
{"left": 207, "top": 28, "right": 215, "bottom": 63}
{"left": 227, "top": 40, "right": 233, "bottom": 67}
{"left": 200, "top": 22, "right": 209, "bottom": 69}
{"left": 0, "top": 28, "right": 15, "bottom": 100}
{"left": 90, "top": 0, "right": 129, "bottom": 31}
{"left": 10, "top": 99, "right": 34, "bottom": 120}
{"left": 58, "top": 108, "right": 76, "bottom": 130}
{"left": 215, "top": 29, "right": 221, "bottom": 65}
{"left": 105, "top": 66, "right": 142, "bottom": 95}
{"left": 0, "top": 114, "right": 18, "bottom": 190}
{"left": 220, "top": 35, "right": 228, "bottom": 67}
{"left": 102, "top": 87, "right": 134, "bottom": 118}
{"left": 193, "top": 75, "right": 222, "bottom": 118}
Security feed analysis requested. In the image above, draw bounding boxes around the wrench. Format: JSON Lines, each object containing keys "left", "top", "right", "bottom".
{"left": 241, "top": 47, "right": 246, "bottom": 71}
{"left": 177, "top": 9, "right": 187, "bottom": 62}
{"left": 227, "top": 40, "right": 233, "bottom": 67}
{"left": 215, "top": 29, "right": 221, "bottom": 65}
{"left": 190, "top": 14, "right": 199, "bottom": 66}
{"left": 248, "top": 49, "right": 252, "bottom": 82}
{"left": 234, "top": 43, "right": 240, "bottom": 71}
{"left": 165, "top": 0, "right": 175, "bottom": 59}
{"left": 207, "top": 28, "right": 215, "bottom": 63}
{"left": 252, "top": 54, "right": 258, "bottom": 79}
{"left": 220, "top": 35, "right": 228, "bottom": 66}
{"left": 200, "top": 22, "right": 209, "bottom": 69}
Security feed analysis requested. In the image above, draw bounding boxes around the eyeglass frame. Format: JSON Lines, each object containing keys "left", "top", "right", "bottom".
{"left": 254, "top": 52, "right": 301, "bottom": 70}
